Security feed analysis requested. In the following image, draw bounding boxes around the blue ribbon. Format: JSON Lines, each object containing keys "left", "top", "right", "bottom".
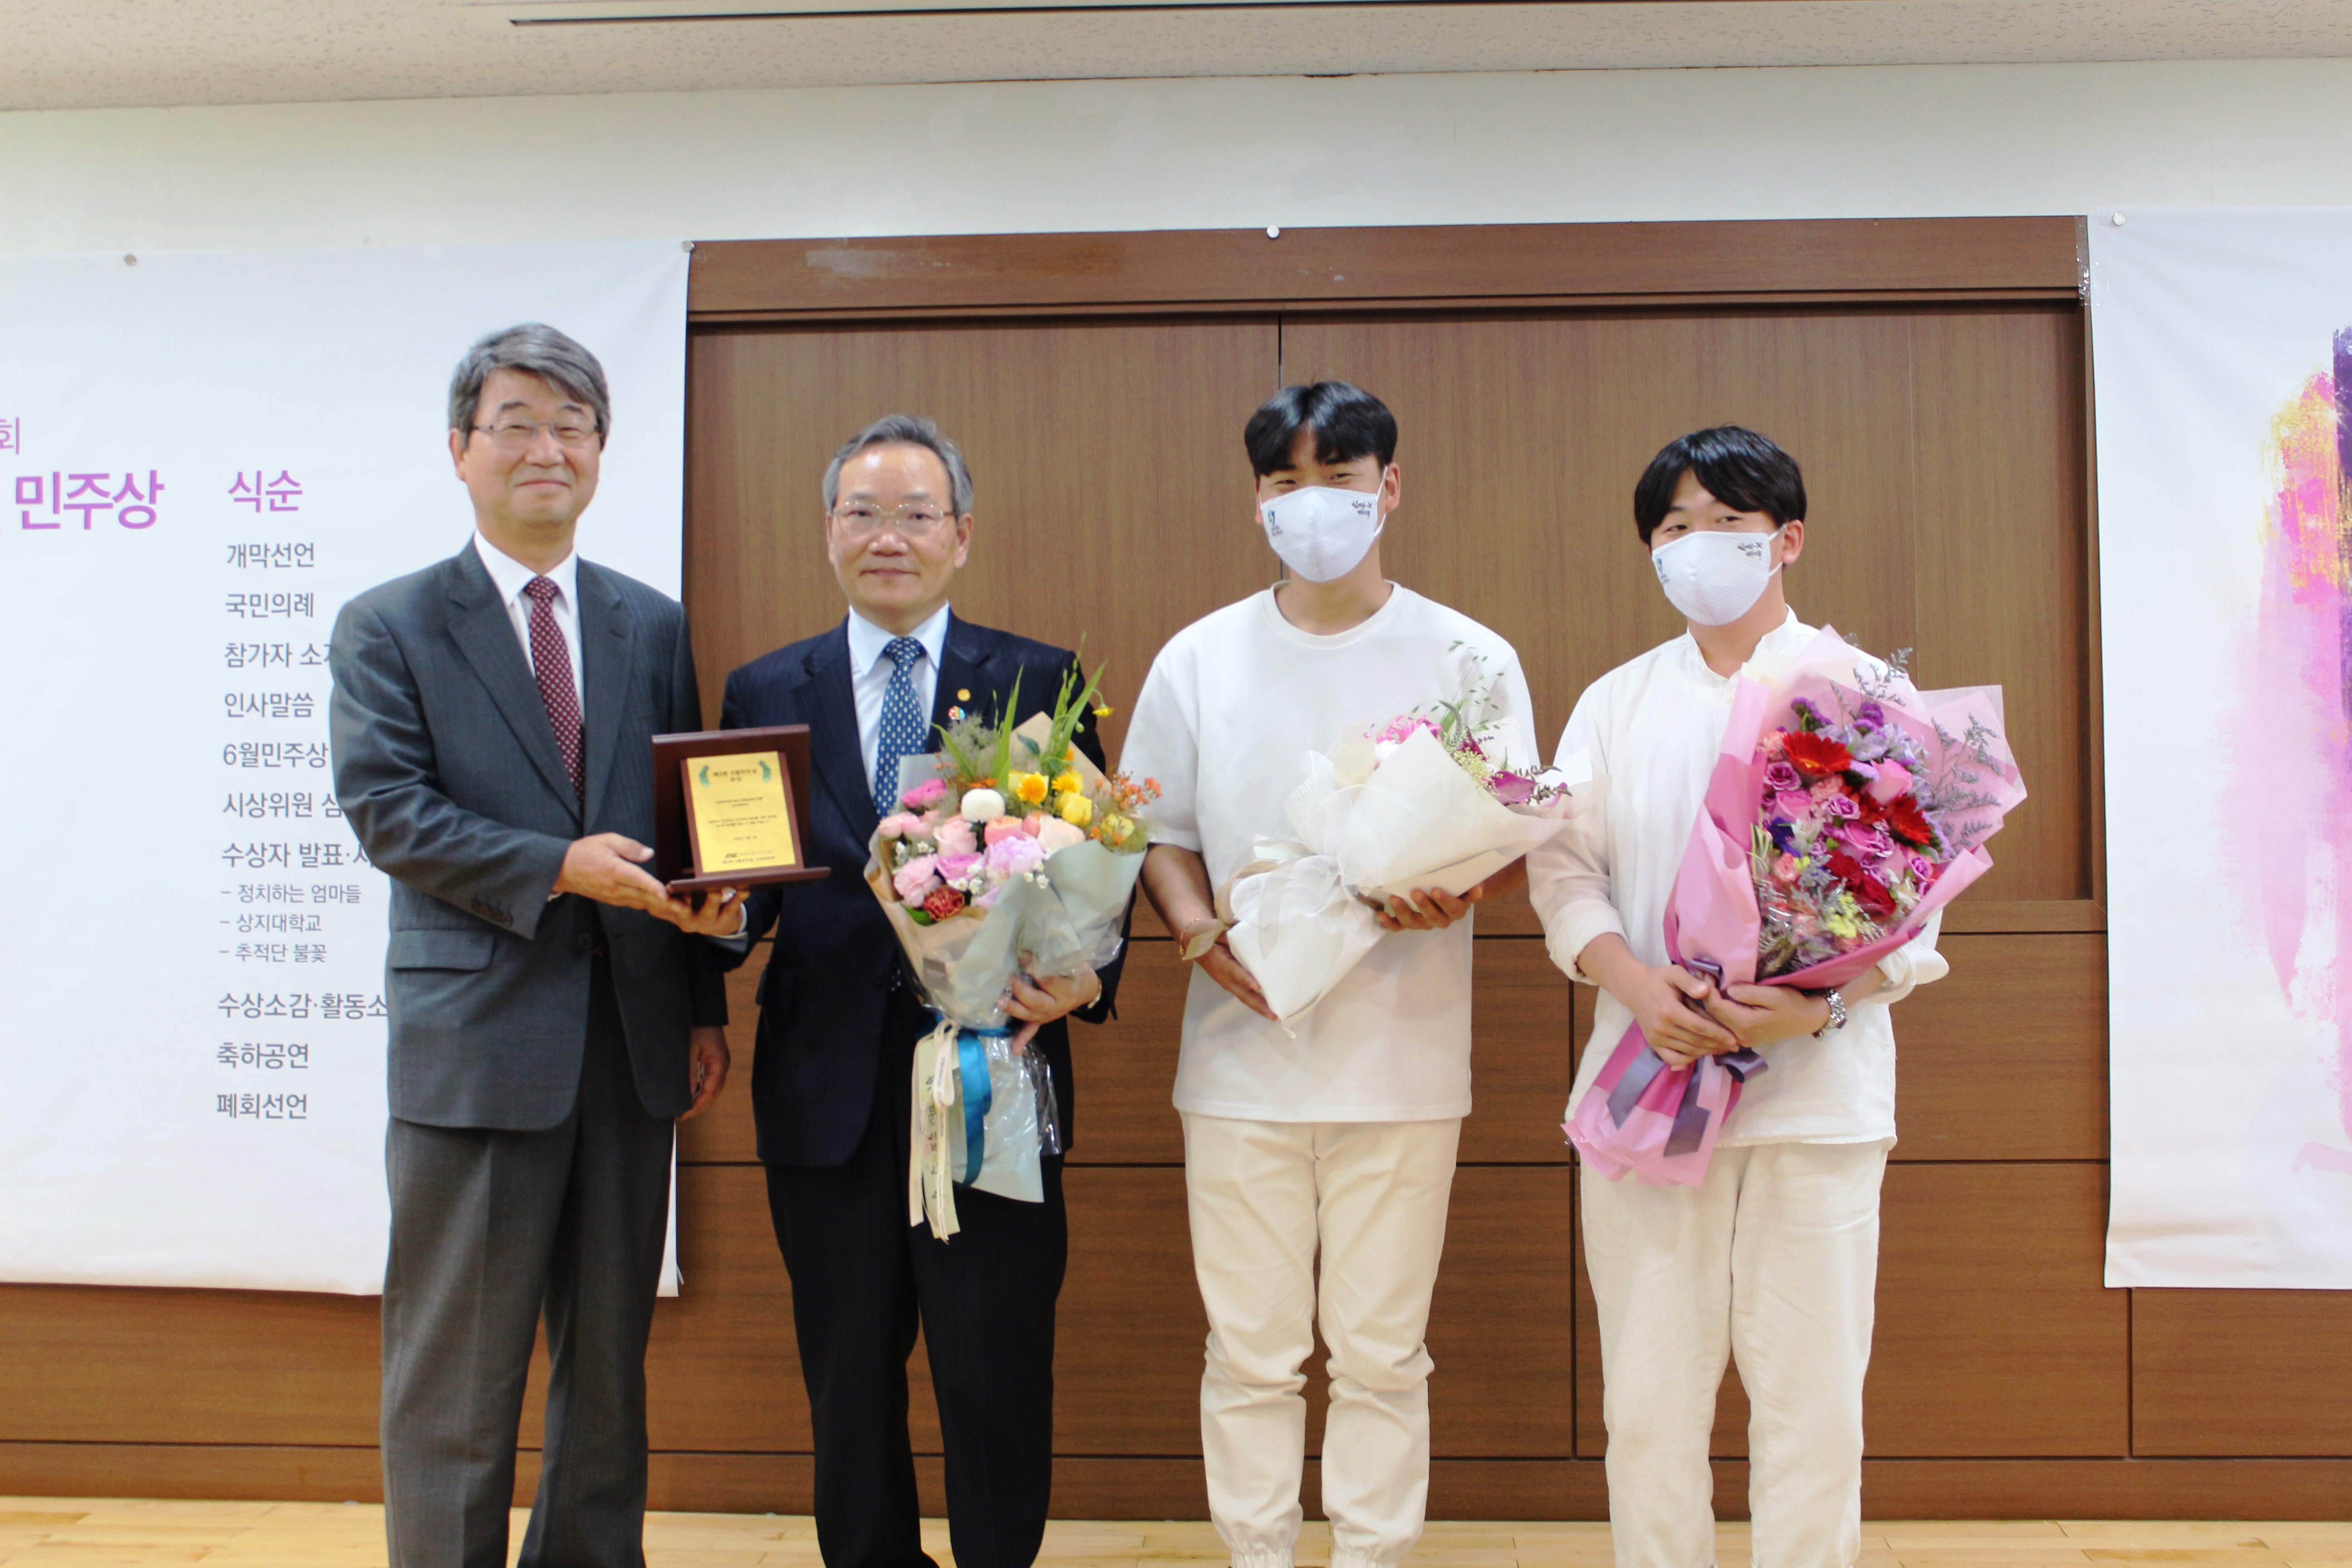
{"left": 954, "top": 1028, "right": 1000, "bottom": 1186}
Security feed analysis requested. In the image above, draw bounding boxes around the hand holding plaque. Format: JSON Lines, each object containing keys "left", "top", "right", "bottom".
{"left": 651, "top": 725, "right": 830, "bottom": 895}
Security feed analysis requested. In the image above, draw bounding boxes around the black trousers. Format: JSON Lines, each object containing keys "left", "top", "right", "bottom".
{"left": 381, "top": 958, "right": 674, "bottom": 1568}
{"left": 764, "top": 1015, "right": 1069, "bottom": 1568}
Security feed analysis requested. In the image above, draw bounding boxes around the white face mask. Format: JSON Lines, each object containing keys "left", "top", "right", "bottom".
{"left": 1651, "top": 527, "right": 1783, "bottom": 626}
{"left": 1259, "top": 485, "right": 1384, "bottom": 583}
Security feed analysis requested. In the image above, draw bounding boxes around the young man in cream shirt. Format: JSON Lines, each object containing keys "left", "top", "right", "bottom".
{"left": 1120, "top": 382, "right": 1538, "bottom": 1568}
{"left": 1529, "top": 426, "right": 1947, "bottom": 1568}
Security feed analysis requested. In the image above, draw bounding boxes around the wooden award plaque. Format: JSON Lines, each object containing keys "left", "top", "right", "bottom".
{"left": 650, "top": 725, "right": 830, "bottom": 895}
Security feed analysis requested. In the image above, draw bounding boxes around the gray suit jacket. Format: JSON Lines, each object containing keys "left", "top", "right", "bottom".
{"left": 329, "top": 542, "right": 726, "bottom": 1131}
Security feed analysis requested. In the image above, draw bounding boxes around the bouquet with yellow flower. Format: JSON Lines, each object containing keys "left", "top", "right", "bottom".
{"left": 863, "top": 662, "right": 1156, "bottom": 1238}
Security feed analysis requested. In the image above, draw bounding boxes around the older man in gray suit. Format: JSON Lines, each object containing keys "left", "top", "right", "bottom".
{"left": 331, "top": 323, "right": 747, "bottom": 1568}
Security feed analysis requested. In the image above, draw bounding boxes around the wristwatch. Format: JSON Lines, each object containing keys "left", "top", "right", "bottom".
{"left": 1813, "top": 987, "right": 1847, "bottom": 1039}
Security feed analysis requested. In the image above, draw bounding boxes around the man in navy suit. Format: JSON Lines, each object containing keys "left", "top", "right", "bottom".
{"left": 710, "top": 415, "right": 1121, "bottom": 1568}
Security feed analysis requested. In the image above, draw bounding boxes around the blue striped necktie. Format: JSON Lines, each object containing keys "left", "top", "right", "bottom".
{"left": 872, "top": 636, "right": 928, "bottom": 817}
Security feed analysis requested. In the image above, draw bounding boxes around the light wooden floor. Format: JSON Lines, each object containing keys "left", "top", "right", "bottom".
{"left": 0, "top": 1502, "right": 2347, "bottom": 1568}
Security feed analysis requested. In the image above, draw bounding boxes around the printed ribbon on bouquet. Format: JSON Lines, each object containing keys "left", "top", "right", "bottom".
{"left": 908, "top": 1014, "right": 1047, "bottom": 1240}
{"left": 1567, "top": 627, "right": 2024, "bottom": 1189}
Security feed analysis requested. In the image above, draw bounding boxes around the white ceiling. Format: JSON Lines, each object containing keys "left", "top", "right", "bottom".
{"left": 4, "top": 0, "right": 2349, "bottom": 112}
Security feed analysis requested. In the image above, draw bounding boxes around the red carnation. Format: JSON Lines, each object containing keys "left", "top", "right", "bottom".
{"left": 922, "top": 887, "right": 967, "bottom": 921}
{"left": 1880, "top": 794, "right": 1937, "bottom": 848}
{"left": 1852, "top": 875, "right": 1899, "bottom": 919}
{"left": 1825, "top": 850, "right": 1898, "bottom": 917}
{"left": 1779, "top": 730, "right": 1853, "bottom": 779}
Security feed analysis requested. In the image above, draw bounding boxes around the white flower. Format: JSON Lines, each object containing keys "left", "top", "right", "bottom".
{"left": 960, "top": 787, "right": 1008, "bottom": 823}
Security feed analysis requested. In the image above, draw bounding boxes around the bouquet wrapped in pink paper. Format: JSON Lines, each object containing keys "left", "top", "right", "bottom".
{"left": 1567, "top": 627, "right": 2026, "bottom": 1187}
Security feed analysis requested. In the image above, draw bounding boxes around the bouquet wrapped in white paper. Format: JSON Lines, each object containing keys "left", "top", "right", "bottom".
{"left": 1207, "top": 702, "right": 1596, "bottom": 1023}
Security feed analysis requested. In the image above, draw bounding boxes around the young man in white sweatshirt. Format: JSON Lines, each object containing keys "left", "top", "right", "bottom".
{"left": 1119, "top": 382, "right": 1538, "bottom": 1568}
{"left": 1529, "top": 426, "right": 1947, "bottom": 1568}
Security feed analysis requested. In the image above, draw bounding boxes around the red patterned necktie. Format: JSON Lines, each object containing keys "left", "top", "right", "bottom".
{"left": 523, "top": 577, "right": 584, "bottom": 801}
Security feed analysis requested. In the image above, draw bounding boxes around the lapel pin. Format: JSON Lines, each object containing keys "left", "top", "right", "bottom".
{"left": 957, "top": 689, "right": 970, "bottom": 701}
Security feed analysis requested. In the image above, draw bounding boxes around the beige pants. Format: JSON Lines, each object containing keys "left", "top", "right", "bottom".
{"left": 1581, "top": 1140, "right": 1891, "bottom": 1568}
{"left": 1182, "top": 1113, "right": 1463, "bottom": 1568}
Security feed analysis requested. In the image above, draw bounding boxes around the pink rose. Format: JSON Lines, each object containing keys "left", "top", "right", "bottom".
{"left": 1867, "top": 762, "right": 1914, "bottom": 804}
{"left": 1772, "top": 853, "right": 1803, "bottom": 885}
{"left": 986, "top": 834, "right": 1046, "bottom": 878}
{"left": 1035, "top": 817, "right": 1085, "bottom": 854}
{"left": 892, "top": 856, "right": 940, "bottom": 903}
{"left": 1022, "top": 812, "right": 1049, "bottom": 838}
{"left": 983, "top": 817, "right": 1024, "bottom": 847}
{"left": 877, "top": 812, "right": 923, "bottom": 841}
{"left": 1836, "top": 822, "right": 1897, "bottom": 862}
{"left": 935, "top": 851, "right": 983, "bottom": 885}
{"left": 1774, "top": 790, "right": 1815, "bottom": 819}
{"left": 901, "top": 777, "right": 948, "bottom": 810}
{"left": 934, "top": 817, "right": 977, "bottom": 857}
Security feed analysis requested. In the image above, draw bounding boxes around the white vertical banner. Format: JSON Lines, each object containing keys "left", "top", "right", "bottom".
{"left": 2092, "top": 208, "right": 2352, "bottom": 1288}
{"left": 0, "top": 240, "right": 689, "bottom": 1294}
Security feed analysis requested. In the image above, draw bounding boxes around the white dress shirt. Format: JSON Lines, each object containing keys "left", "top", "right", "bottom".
{"left": 472, "top": 532, "right": 583, "bottom": 701}
{"left": 1526, "top": 609, "right": 1948, "bottom": 1147}
{"left": 846, "top": 602, "right": 952, "bottom": 796}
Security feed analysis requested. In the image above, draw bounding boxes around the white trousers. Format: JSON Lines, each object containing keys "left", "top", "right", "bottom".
{"left": 1581, "top": 1140, "right": 1889, "bottom": 1568}
{"left": 1183, "top": 1113, "right": 1462, "bottom": 1568}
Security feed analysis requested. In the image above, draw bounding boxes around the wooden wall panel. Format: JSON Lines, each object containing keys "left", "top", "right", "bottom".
{"left": 688, "top": 218, "right": 2082, "bottom": 319}
{"left": 1426, "top": 1166, "right": 1578, "bottom": 1458}
{"left": 2132, "top": 1290, "right": 2352, "bottom": 1456}
{"left": 1458, "top": 941, "right": 1581, "bottom": 1165}
{"left": 1891, "top": 933, "right": 2108, "bottom": 1162}
{"left": 1280, "top": 312, "right": 1903, "bottom": 754}
{"left": 683, "top": 318, "right": 1280, "bottom": 759}
{"left": 647, "top": 1167, "right": 811, "bottom": 1454}
{"left": 1870, "top": 1163, "right": 2128, "bottom": 1455}
{"left": 1060, "top": 943, "right": 1187, "bottom": 1168}
{"left": 0, "top": 1284, "right": 377, "bottom": 1448}
{"left": 1280, "top": 306, "right": 2085, "bottom": 904}
{"left": 1056, "top": 1167, "right": 1201, "bottom": 1455}
{"left": 1907, "top": 308, "right": 2092, "bottom": 902}
{"left": 1577, "top": 1163, "right": 2127, "bottom": 1460}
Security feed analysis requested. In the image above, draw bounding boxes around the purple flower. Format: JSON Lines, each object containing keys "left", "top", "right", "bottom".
{"left": 1490, "top": 771, "right": 1536, "bottom": 805}
{"left": 1791, "top": 697, "right": 1828, "bottom": 729}
{"left": 1823, "top": 793, "right": 1860, "bottom": 820}
{"left": 1763, "top": 760, "right": 1802, "bottom": 792}
{"left": 1908, "top": 854, "right": 1936, "bottom": 881}
{"left": 1857, "top": 701, "right": 1886, "bottom": 728}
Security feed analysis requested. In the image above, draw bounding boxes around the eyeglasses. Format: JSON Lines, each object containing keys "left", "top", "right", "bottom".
{"left": 832, "top": 502, "right": 955, "bottom": 539}
{"left": 473, "top": 419, "right": 600, "bottom": 451}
